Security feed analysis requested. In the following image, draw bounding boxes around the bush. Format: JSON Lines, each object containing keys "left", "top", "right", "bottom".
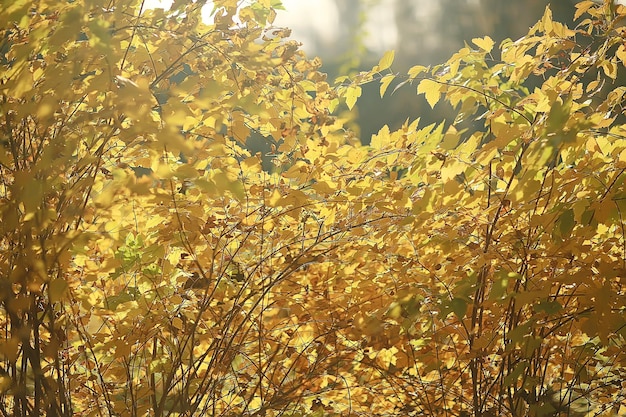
{"left": 1, "top": 0, "right": 625, "bottom": 415}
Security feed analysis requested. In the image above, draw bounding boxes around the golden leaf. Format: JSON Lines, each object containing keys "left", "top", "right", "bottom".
{"left": 472, "top": 36, "right": 495, "bottom": 53}
{"left": 377, "top": 49, "right": 395, "bottom": 71}
{"left": 417, "top": 79, "right": 441, "bottom": 108}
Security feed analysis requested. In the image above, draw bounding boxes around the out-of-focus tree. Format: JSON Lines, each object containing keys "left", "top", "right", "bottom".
{"left": 434, "top": 0, "right": 577, "bottom": 57}
{"left": 332, "top": 0, "right": 366, "bottom": 71}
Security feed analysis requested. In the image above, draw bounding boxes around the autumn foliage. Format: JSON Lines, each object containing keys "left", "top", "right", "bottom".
{"left": 1, "top": 0, "right": 626, "bottom": 415}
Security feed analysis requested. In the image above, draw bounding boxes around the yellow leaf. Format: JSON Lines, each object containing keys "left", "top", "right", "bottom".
{"left": 617, "top": 45, "right": 626, "bottom": 65}
{"left": 268, "top": 189, "right": 282, "bottom": 207}
{"left": 172, "top": 317, "right": 184, "bottom": 330}
{"left": 241, "top": 156, "right": 262, "bottom": 173}
{"left": 377, "top": 49, "right": 395, "bottom": 71}
{"left": 601, "top": 59, "right": 617, "bottom": 79}
{"left": 417, "top": 79, "right": 441, "bottom": 108}
{"left": 311, "top": 181, "right": 335, "bottom": 194}
{"left": 408, "top": 65, "right": 428, "bottom": 79}
{"left": 372, "top": 346, "right": 398, "bottom": 368}
{"left": 440, "top": 160, "right": 464, "bottom": 182}
{"left": 574, "top": 1, "right": 596, "bottom": 20}
{"left": 345, "top": 85, "right": 361, "bottom": 110}
{"left": 379, "top": 74, "right": 395, "bottom": 97}
{"left": 542, "top": 6, "right": 553, "bottom": 33}
{"left": 385, "top": 302, "right": 402, "bottom": 319}
{"left": 175, "top": 164, "right": 200, "bottom": 179}
{"left": 231, "top": 113, "right": 250, "bottom": 140}
{"left": 472, "top": 36, "right": 494, "bottom": 53}
{"left": 371, "top": 125, "right": 391, "bottom": 149}
{"left": 183, "top": 116, "right": 199, "bottom": 131}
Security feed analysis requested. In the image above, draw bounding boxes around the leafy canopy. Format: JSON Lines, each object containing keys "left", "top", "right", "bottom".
{"left": 1, "top": 0, "right": 625, "bottom": 416}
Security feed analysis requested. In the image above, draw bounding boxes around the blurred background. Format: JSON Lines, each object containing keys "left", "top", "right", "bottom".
{"left": 274, "top": 0, "right": 583, "bottom": 142}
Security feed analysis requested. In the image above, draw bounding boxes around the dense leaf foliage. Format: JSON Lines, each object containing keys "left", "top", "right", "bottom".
{"left": 1, "top": 0, "right": 626, "bottom": 416}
